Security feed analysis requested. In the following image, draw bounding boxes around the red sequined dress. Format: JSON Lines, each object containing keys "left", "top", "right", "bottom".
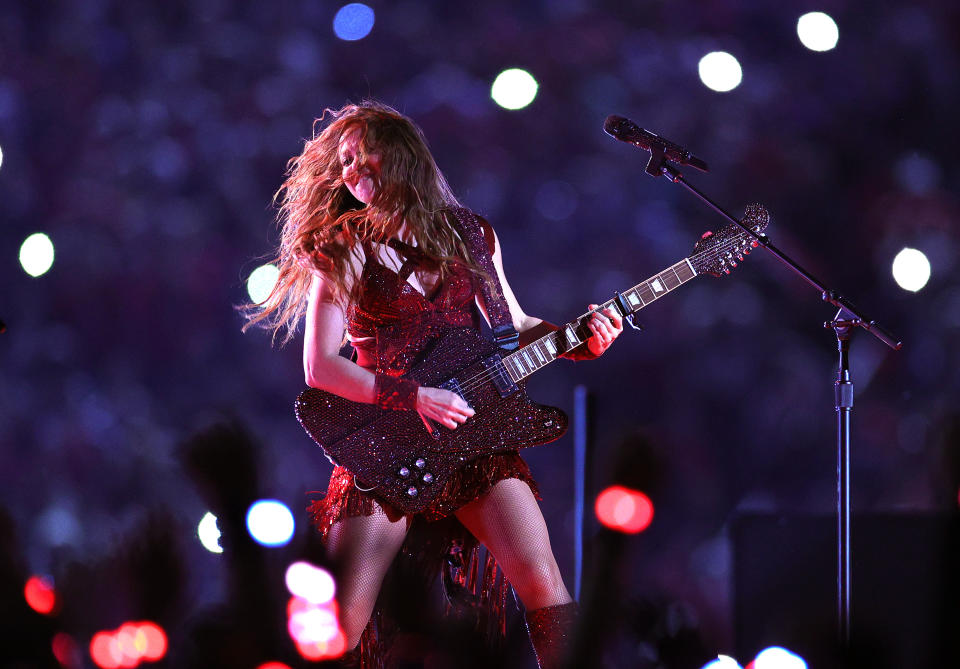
{"left": 306, "top": 222, "right": 539, "bottom": 665}
{"left": 307, "top": 234, "right": 540, "bottom": 538}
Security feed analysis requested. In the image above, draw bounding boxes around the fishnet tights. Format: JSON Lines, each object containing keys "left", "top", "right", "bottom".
{"left": 455, "top": 477, "right": 572, "bottom": 611}
{"left": 326, "top": 506, "right": 409, "bottom": 650}
{"left": 328, "top": 478, "right": 571, "bottom": 651}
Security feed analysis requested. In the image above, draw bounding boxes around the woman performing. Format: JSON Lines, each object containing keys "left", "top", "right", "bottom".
{"left": 246, "top": 101, "right": 623, "bottom": 667}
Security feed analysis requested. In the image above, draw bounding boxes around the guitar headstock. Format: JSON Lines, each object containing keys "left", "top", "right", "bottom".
{"left": 689, "top": 203, "right": 770, "bottom": 277}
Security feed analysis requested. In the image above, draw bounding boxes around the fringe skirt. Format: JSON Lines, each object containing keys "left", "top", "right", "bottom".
{"left": 306, "top": 451, "right": 540, "bottom": 668}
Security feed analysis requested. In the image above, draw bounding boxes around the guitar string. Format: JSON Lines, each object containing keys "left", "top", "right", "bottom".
{"left": 447, "top": 232, "right": 762, "bottom": 398}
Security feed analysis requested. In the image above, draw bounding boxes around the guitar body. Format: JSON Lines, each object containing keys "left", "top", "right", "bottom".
{"left": 295, "top": 327, "right": 568, "bottom": 514}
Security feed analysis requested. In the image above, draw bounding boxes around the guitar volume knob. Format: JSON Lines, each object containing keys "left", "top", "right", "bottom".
{"left": 398, "top": 466, "right": 410, "bottom": 478}
{"left": 415, "top": 458, "right": 426, "bottom": 469}
{"left": 422, "top": 472, "right": 434, "bottom": 484}
{"left": 407, "top": 486, "right": 419, "bottom": 497}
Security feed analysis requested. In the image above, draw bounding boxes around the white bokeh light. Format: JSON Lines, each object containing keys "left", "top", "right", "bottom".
{"left": 700, "top": 656, "right": 744, "bottom": 669}
{"left": 198, "top": 512, "right": 223, "bottom": 554}
{"left": 754, "top": 646, "right": 807, "bottom": 669}
{"left": 797, "top": 12, "right": 839, "bottom": 52}
{"left": 19, "top": 233, "right": 55, "bottom": 277}
{"left": 891, "top": 247, "right": 931, "bottom": 292}
{"left": 0, "top": 144, "right": 4, "bottom": 170}
{"left": 491, "top": 69, "right": 539, "bottom": 110}
{"left": 247, "top": 263, "right": 279, "bottom": 304}
{"left": 285, "top": 561, "right": 336, "bottom": 604}
{"left": 246, "top": 500, "right": 295, "bottom": 547}
{"left": 698, "top": 52, "right": 743, "bottom": 92}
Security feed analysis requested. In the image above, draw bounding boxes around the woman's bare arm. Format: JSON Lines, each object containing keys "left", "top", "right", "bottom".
{"left": 479, "top": 224, "right": 623, "bottom": 356}
{"left": 302, "top": 261, "right": 474, "bottom": 429}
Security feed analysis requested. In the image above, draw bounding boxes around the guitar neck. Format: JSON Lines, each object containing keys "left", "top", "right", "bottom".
{"left": 502, "top": 257, "right": 698, "bottom": 382}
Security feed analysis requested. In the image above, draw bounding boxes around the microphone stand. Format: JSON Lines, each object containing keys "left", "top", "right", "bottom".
{"left": 641, "top": 144, "right": 902, "bottom": 650}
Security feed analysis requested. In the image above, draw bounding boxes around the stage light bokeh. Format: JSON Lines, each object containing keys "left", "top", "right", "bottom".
{"left": 89, "top": 632, "right": 121, "bottom": 669}
{"left": 333, "top": 3, "right": 375, "bottom": 41}
{"left": 891, "top": 248, "right": 930, "bottom": 292}
{"left": 52, "top": 632, "right": 80, "bottom": 667}
{"left": 24, "top": 575, "right": 57, "bottom": 615}
{"left": 247, "top": 263, "right": 280, "bottom": 304}
{"left": 753, "top": 646, "right": 807, "bottom": 669}
{"left": 797, "top": 12, "right": 839, "bottom": 52}
{"left": 698, "top": 52, "right": 742, "bottom": 92}
{"left": 285, "top": 561, "right": 336, "bottom": 604}
{"left": 246, "top": 499, "right": 295, "bottom": 547}
{"left": 19, "top": 232, "right": 55, "bottom": 277}
{"left": 595, "top": 486, "right": 654, "bottom": 534}
{"left": 701, "top": 655, "right": 744, "bottom": 669}
{"left": 491, "top": 68, "right": 539, "bottom": 110}
{"left": 198, "top": 511, "right": 223, "bottom": 554}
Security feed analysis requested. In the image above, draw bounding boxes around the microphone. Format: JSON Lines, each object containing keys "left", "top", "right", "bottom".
{"left": 603, "top": 115, "right": 709, "bottom": 172}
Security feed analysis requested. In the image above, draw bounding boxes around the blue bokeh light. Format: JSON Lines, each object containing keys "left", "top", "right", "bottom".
{"left": 333, "top": 3, "right": 375, "bottom": 41}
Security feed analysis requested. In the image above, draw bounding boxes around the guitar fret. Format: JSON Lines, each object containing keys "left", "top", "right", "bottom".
{"left": 522, "top": 349, "right": 536, "bottom": 370}
{"left": 544, "top": 336, "right": 557, "bottom": 356}
{"left": 506, "top": 357, "right": 521, "bottom": 381}
{"left": 517, "top": 354, "right": 529, "bottom": 375}
{"left": 533, "top": 345, "right": 546, "bottom": 364}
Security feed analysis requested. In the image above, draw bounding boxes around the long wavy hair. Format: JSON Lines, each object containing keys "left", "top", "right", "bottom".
{"left": 243, "top": 101, "right": 482, "bottom": 345}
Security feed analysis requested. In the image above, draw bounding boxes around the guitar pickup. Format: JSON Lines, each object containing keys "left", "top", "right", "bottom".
{"left": 482, "top": 354, "right": 519, "bottom": 398}
{"left": 421, "top": 377, "right": 468, "bottom": 437}
{"left": 438, "top": 377, "right": 465, "bottom": 400}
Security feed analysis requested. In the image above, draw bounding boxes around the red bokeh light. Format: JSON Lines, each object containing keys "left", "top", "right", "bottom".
{"left": 256, "top": 663, "right": 293, "bottom": 669}
{"left": 90, "top": 632, "right": 121, "bottom": 669}
{"left": 89, "top": 621, "right": 167, "bottom": 669}
{"left": 52, "top": 632, "right": 79, "bottom": 668}
{"left": 137, "top": 622, "right": 167, "bottom": 661}
{"left": 595, "top": 486, "right": 654, "bottom": 534}
{"left": 24, "top": 575, "right": 57, "bottom": 615}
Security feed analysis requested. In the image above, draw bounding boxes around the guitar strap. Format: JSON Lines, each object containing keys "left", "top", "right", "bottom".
{"left": 448, "top": 208, "right": 520, "bottom": 351}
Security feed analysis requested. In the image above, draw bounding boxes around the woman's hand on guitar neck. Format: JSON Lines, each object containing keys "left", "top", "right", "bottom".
{"left": 416, "top": 387, "right": 475, "bottom": 429}
{"left": 585, "top": 303, "right": 624, "bottom": 357}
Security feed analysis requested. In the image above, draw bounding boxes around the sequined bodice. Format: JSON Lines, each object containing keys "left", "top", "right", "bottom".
{"left": 347, "top": 240, "right": 477, "bottom": 374}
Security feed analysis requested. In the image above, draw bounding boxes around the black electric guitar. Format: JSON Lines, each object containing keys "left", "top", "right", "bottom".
{"left": 296, "top": 204, "right": 770, "bottom": 513}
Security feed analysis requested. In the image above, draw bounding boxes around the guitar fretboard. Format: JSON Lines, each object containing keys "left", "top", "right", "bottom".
{"left": 502, "top": 257, "right": 697, "bottom": 382}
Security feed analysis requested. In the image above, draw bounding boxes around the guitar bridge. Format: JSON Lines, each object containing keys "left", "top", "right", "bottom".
{"left": 482, "top": 354, "right": 519, "bottom": 398}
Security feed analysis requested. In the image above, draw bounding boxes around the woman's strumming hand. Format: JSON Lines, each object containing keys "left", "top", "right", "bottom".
{"left": 416, "top": 387, "right": 475, "bottom": 429}
{"left": 585, "top": 304, "right": 624, "bottom": 357}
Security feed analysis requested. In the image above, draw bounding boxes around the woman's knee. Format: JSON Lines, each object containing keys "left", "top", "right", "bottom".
{"left": 504, "top": 549, "right": 569, "bottom": 607}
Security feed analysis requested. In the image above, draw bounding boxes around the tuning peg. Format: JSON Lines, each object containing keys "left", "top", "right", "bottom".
{"left": 736, "top": 254, "right": 743, "bottom": 261}
{"left": 723, "top": 268, "right": 731, "bottom": 275}
{"left": 750, "top": 240, "right": 759, "bottom": 247}
{"left": 743, "top": 247, "right": 751, "bottom": 255}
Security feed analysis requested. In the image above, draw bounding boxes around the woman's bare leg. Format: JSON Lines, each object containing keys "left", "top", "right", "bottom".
{"left": 454, "top": 477, "right": 572, "bottom": 610}
{"left": 326, "top": 505, "right": 409, "bottom": 650}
